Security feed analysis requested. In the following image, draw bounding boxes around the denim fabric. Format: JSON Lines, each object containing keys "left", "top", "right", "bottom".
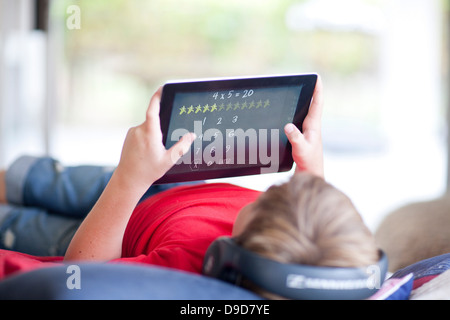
{"left": 0, "top": 204, "right": 82, "bottom": 256}
{"left": 4, "top": 155, "right": 38, "bottom": 206}
{"left": 0, "top": 155, "right": 200, "bottom": 256}
{"left": 0, "top": 205, "right": 15, "bottom": 227}
{"left": 6, "top": 156, "right": 114, "bottom": 218}
{"left": 1, "top": 156, "right": 113, "bottom": 255}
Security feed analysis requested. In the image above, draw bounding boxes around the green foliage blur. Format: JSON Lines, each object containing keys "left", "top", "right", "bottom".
{"left": 54, "top": 0, "right": 379, "bottom": 127}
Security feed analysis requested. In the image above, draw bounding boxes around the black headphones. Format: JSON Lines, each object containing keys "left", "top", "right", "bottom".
{"left": 202, "top": 237, "right": 388, "bottom": 300}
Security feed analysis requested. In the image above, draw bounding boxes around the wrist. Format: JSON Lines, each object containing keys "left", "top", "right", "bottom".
{"left": 111, "top": 167, "right": 154, "bottom": 200}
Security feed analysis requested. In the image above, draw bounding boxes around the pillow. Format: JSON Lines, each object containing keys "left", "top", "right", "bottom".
{"left": 409, "top": 269, "right": 450, "bottom": 300}
{"left": 368, "top": 273, "right": 413, "bottom": 300}
{"left": 0, "top": 263, "right": 262, "bottom": 300}
{"left": 391, "top": 253, "right": 450, "bottom": 289}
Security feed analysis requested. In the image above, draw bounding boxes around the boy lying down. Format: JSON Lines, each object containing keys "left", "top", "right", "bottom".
{"left": 0, "top": 76, "right": 381, "bottom": 299}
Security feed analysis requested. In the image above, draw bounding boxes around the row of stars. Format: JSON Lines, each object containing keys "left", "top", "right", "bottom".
{"left": 179, "top": 99, "right": 270, "bottom": 115}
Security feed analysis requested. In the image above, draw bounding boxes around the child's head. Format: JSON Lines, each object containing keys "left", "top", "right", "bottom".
{"left": 232, "top": 172, "right": 379, "bottom": 298}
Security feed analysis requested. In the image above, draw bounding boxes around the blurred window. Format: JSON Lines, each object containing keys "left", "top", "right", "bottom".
{"left": 0, "top": 0, "right": 446, "bottom": 230}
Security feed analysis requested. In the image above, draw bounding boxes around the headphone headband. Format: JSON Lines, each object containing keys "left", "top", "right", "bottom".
{"left": 203, "top": 237, "right": 388, "bottom": 300}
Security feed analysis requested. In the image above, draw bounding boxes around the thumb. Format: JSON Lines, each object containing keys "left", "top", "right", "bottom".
{"left": 284, "top": 123, "right": 305, "bottom": 148}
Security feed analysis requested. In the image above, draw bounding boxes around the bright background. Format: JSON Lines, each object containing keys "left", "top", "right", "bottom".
{"left": 0, "top": 0, "right": 448, "bottom": 231}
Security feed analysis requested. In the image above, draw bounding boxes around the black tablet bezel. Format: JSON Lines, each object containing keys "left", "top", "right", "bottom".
{"left": 155, "top": 73, "right": 317, "bottom": 184}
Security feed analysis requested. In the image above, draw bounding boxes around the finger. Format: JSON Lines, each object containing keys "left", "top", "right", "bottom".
{"left": 145, "top": 86, "right": 163, "bottom": 125}
{"left": 168, "top": 132, "right": 196, "bottom": 165}
{"left": 302, "top": 75, "right": 323, "bottom": 133}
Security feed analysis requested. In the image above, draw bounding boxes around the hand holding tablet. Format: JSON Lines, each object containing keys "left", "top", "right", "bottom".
{"left": 155, "top": 74, "right": 319, "bottom": 184}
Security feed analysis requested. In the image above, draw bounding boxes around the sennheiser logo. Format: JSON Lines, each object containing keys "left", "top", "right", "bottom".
{"left": 286, "top": 265, "right": 383, "bottom": 290}
{"left": 286, "top": 274, "right": 369, "bottom": 290}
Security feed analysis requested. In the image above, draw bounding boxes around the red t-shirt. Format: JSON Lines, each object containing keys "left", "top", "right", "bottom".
{"left": 115, "top": 183, "right": 260, "bottom": 273}
{"left": 0, "top": 183, "right": 260, "bottom": 279}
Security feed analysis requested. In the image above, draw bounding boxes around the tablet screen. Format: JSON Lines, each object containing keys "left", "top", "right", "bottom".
{"left": 156, "top": 74, "right": 317, "bottom": 183}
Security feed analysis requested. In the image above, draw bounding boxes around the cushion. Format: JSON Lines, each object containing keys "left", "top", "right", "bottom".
{"left": 409, "top": 269, "right": 450, "bottom": 300}
{"left": 368, "top": 273, "right": 413, "bottom": 300}
{"left": 0, "top": 263, "right": 262, "bottom": 300}
{"left": 391, "top": 253, "right": 450, "bottom": 289}
{"left": 3, "top": 253, "right": 450, "bottom": 300}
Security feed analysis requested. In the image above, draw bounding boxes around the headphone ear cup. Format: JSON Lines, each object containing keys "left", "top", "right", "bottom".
{"left": 202, "top": 240, "right": 221, "bottom": 277}
{"left": 203, "top": 237, "right": 240, "bottom": 284}
{"left": 204, "top": 238, "right": 389, "bottom": 300}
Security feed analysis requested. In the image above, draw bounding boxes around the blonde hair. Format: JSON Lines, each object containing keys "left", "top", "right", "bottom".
{"left": 235, "top": 173, "right": 378, "bottom": 298}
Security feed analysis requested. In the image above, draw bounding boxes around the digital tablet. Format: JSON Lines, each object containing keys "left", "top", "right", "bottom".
{"left": 155, "top": 73, "right": 318, "bottom": 184}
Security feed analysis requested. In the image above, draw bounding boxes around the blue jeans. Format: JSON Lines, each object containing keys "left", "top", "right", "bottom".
{"left": 0, "top": 156, "right": 193, "bottom": 256}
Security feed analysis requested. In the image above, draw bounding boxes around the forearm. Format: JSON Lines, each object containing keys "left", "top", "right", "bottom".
{"left": 64, "top": 169, "right": 150, "bottom": 262}
{"left": 64, "top": 87, "right": 194, "bottom": 262}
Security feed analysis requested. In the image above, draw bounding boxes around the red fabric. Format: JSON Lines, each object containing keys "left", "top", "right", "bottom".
{"left": 412, "top": 275, "right": 440, "bottom": 289}
{"left": 113, "top": 183, "right": 260, "bottom": 273}
{"left": 0, "top": 183, "right": 260, "bottom": 279}
{"left": 0, "top": 250, "right": 63, "bottom": 279}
